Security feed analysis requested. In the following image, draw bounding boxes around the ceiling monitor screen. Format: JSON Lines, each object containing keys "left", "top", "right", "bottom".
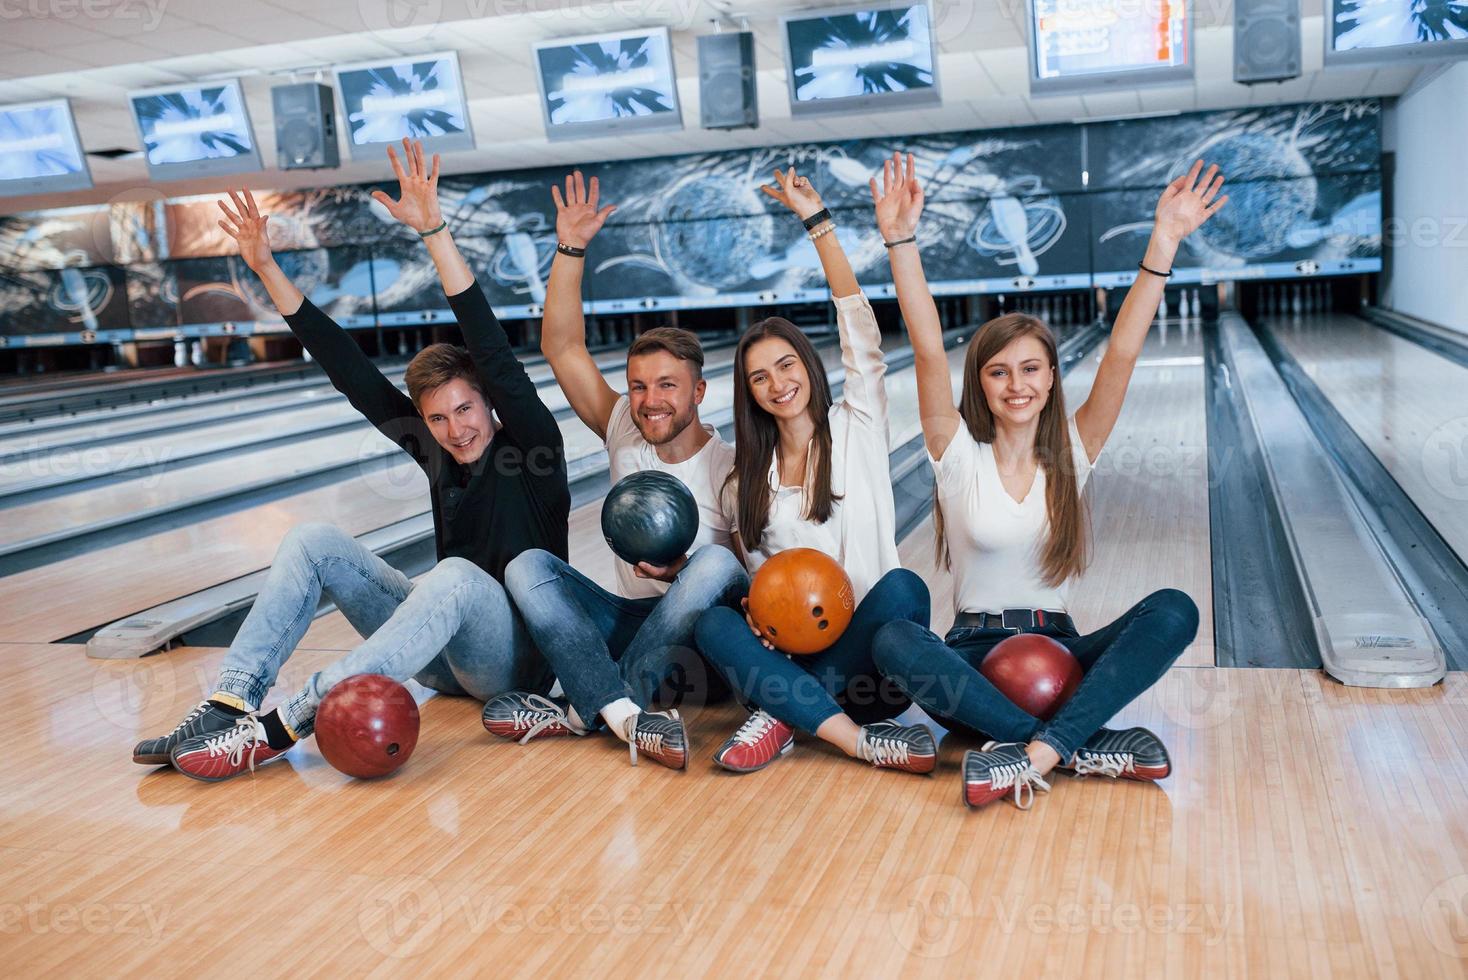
{"left": 335, "top": 51, "right": 475, "bottom": 160}
{"left": 1325, "top": 0, "right": 1468, "bottom": 66}
{"left": 0, "top": 99, "right": 93, "bottom": 197}
{"left": 1027, "top": 0, "right": 1193, "bottom": 95}
{"left": 129, "top": 80, "right": 262, "bottom": 180}
{"left": 782, "top": 2, "right": 940, "bottom": 116}
{"left": 532, "top": 27, "right": 683, "bottom": 141}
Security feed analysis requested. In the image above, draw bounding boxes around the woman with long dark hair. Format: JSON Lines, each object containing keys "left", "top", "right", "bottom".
{"left": 870, "top": 152, "right": 1227, "bottom": 809}
{"left": 693, "top": 166, "right": 934, "bottom": 776}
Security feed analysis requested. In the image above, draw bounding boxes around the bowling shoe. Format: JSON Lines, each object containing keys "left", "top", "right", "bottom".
{"left": 132, "top": 699, "right": 244, "bottom": 766}
{"left": 712, "top": 710, "right": 795, "bottom": 773}
{"left": 170, "top": 714, "right": 290, "bottom": 782}
{"left": 855, "top": 720, "right": 937, "bottom": 774}
{"left": 962, "top": 743, "right": 1052, "bottom": 810}
{"left": 482, "top": 691, "right": 582, "bottom": 744}
{"left": 1060, "top": 727, "right": 1171, "bottom": 781}
{"left": 624, "top": 710, "right": 687, "bottom": 770}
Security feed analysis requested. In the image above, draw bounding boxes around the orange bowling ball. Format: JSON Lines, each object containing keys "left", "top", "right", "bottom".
{"left": 978, "top": 633, "right": 1083, "bottom": 720}
{"left": 747, "top": 548, "right": 856, "bottom": 655}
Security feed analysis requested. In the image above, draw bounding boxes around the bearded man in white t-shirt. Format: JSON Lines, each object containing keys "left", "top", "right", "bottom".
{"left": 483, "top": 171, "right": 746, "bottom": 770}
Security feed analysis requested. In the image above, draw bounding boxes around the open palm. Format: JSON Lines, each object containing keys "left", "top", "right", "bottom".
{"left": 372, "top": 137, "right": 442, "bottom": 233}
{"left": 1155, "top": 159, "right": 1228, "bottom": 243}
{"left": 216, "top": 189, "right": 273, "bottom": 273}
{"left": 870, "top": 150, "right": 925, "bottom": 241}
{"left": 551, "top": 170, "right": 616, "bottom": 249}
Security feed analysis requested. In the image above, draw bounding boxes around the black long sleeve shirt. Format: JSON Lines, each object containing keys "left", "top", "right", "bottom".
{"left": 283, "top": 280, "right": 569, "bottom": 581}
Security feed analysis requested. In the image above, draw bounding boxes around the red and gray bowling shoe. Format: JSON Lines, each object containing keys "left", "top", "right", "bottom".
{"left": 1060, "top": 727, "right": 1172, "bottom": 781}
{"left": 962, "top": 742, "right": 1052, "bottom": 810}
{"left": 713, "top": 710, "right": 795, "bottom": 773}
{"left": 170, "top": 714, "right": 289, "bottom": 782}
{"left": 855, "top": 720, "right": 937, "bottom": 774}
{"left": 132, "top": 699, "right": 244, "bottom": 766}
{"left": 482, "top": 691, "right": 582, "bottom": 743}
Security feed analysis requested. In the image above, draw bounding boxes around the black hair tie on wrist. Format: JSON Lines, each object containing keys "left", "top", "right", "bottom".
{"left": 1137, "top": 259, "right": 1172, "bottom": 278}
{"left": 883, "top": 236, "right": 917, "bottom": 249}
{"left": 556, "top": 242, "right": 587, "bottom": 258}
{"left": 418, "top": 221, "right": 447, "bottom": 239}
{"left": 801, "top": 208, "right": 832, "bottom": 231}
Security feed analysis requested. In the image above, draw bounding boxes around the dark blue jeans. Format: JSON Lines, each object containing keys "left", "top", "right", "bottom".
{"left": 872, "top": 588, "right": 1198, "bottom": 760}
{"left": 694, "top": 568, "right": 930, "bottom": 734}
{"left": 504, "top": 545, "right": 748, "bottom": 726}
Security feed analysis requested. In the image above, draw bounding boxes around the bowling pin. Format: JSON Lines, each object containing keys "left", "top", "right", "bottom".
{"left": 190, "top": 340, "right": 204, "bottom": 367}
{"left": 1291, "top": 284, "right": 1302, "bottom": 315}
{"left": 173, "top": 339, "right": 187, "bottom": 368}
{"left": 1159, "top": 291, "right": 1170, "bottom": 321}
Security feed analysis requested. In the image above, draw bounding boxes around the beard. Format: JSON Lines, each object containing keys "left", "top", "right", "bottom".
{"left": 635, "top": 400, "right": 697, "bottom": 446}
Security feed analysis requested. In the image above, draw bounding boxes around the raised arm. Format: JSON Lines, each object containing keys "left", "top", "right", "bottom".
{"left": 760, "top": 165, "right": 859, "bottom": 298}
{"left": 374, "top": 139, "right": 564, "bottom": 463}
{"left": 873, "top": 151, "right": 961, "bottom": 460}
{"left": 1074, "top": 159, "right": 1227, "bottom": 462}
{"left": 542, "top": 170, "right": 620, "bottom": 440}
{"left": 217, "top": 189, "right": 418, "bottom": 436}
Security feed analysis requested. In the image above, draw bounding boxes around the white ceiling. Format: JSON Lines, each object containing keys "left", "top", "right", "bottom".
{"left": 0, "top": 0, "right": 1422, "bottom": 216}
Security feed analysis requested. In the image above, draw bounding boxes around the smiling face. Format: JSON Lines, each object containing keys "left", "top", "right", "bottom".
{"left": 627, "top": 349, "right": 704, "bottom": 446}
{"left": 744, "top": 336, "right": 812, "bottom": 421}
{"left": 418, "top": 378, "right": 496, "bottom": 464}
{"left": 979, "top": 334, "right": 1055, "bottom": 427}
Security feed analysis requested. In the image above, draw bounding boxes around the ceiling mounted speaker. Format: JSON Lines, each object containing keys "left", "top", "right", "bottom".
{"left": 272, "top": 82, "right": 339, "bottom": 170}
{"left": 1235, "top": 0, "right": 1302, "bottom": 84}
{"left": 698, "top": 32, "right": 758, "bottom": 130}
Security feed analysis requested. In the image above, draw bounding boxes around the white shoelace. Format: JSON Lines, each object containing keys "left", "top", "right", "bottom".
{"left": 513, "top": 694, "right": 574, "bottom": 745}
{"left": 625, "top": 709, "right": 679, "bottom": 767}
{"left": 202, "top": 715, "right": 265, "bottom": 772}
{"left": 1072, "top": 751, "right": 1134, "bottom": 779}
{"left": 987, "top": 759, "right": 1052, "bottom": 810}
{"left": 858, "top": 729, "right": 912, "bottom": 767}
{"left": 167, "top": 700, "right": 209, "bottom": 737}
{"left": 730, "top": 710, "right": 778, "bottom": 747}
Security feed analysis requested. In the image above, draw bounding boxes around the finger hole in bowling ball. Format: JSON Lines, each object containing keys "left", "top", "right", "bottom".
{"left": 818, "top": 620, "right": 829, "bottom": 630}
{"left": 387, "top": 743, "right": 400, "bottom": 755}
{"left": 812, "top": 606, "right": 824, "bottom": 617}
{"left": 768, "top": 626, "right": 778, "bottom": 636}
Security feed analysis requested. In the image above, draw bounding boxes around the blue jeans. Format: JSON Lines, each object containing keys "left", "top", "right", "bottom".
{"left": 693, "top": 568, "right": 929, "bottom": 735}
{"left": 872, "top": 588, "right": 1199, "bottom": 760}
{"left": 215, "top": 522, "right": 551, "bottom": 737}
{"left": 503, "top": 545, "right": 749, "bottom": 726}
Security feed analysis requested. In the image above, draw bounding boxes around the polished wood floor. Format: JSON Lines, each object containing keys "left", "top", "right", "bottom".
{"left": 4, "top": 639, "right": 1467, "bottom": 976}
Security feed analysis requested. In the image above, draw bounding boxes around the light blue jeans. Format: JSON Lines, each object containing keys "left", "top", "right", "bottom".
{"left": 503, "top": 545, "right": 748, "bottom": 727}
{"left": 214, "top": 522, "right": 550, "bottom": 736}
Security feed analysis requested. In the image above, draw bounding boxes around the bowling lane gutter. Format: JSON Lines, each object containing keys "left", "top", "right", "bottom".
{"left": 73, "top": 319, "right": 1108, "bottom": 654}
{"left": 1358, "top": 306, "right": 1468, "bottom": 371}
{"left": 1251, "top": 316, "right": 1468, "bottom": 670}
{"left": 0, "top": 340, "right": 649, "bottom": 463}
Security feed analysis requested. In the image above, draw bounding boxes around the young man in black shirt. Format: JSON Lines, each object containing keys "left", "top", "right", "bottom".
{"left": 134, "top": 139, "right": 569, "bottom": 781}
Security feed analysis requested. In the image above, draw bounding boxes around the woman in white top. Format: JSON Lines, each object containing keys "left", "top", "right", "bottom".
{"left": 693, "top": 166, "right": 935, "bottom": 776}
{"left": 870, "top": 153, "right": 1228, "bottom": 810}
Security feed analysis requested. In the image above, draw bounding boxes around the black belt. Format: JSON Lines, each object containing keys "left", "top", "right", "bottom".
{"left": 952, "top": 608, "right": 1075, "bottom": 635}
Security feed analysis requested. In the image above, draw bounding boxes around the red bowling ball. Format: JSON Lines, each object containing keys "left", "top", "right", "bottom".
{"left": 979, "top": 634, "right": 1084, "bottom": 721}
{"left": 315, "top": 674, "right": 420, "bottom": 779}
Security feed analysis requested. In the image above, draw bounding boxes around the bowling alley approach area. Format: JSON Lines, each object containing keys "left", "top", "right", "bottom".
{"left": 5, "top": 2, "right": 1468, "bottom": 976}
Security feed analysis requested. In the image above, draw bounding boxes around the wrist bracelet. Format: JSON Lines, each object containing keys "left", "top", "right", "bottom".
{"left": 808, "top": 222, "right": 836, "bottom": 243}
{"left": 883, "top": 236, "right": 917, "bottom": 249}
{"left": 418, "top": 221, "right": 447, "bottom": 238}
{"left": 557, "top": 242, "right": 587, "bottom": 258}
{"left": 801, "top": 208, "right": 832, "bottom": 231}
{"left": 1137, "top": 259, "right": 1172, "bottom": 278}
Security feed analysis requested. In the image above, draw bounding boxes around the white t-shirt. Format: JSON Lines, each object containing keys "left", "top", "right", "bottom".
{"left": 732, "top": 292, "right": 900, "bottom": 605}
{"left": 931, "top": 416, "right": 1095, "bottom": 615}
{"left": 605, "top": 394, "right": 737, "bottom": 599}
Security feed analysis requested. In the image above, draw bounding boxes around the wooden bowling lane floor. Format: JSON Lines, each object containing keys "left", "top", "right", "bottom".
{"left": 4, "top": 638, "right": 1467, "bottom": 976}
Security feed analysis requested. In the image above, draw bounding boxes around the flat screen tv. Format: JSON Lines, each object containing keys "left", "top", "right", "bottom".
{"left": 1027, "top": 0, "right": 1193, "bottom": 95}
{"left": 1324, "top": 0, "right": 1468, "bottom": 66}
{"left": 0, "top": 98, "right": 93, "bottom": 198}
{"left": 335, "top": 51, "right": 475, "bottom": 160}
{"left": 129, "top": 79, "right": 262, "bottom": 180}
{"left": 532, "top": 27, "right": 684, "bottom": 141}
{"left": 782, "top": 2, "right": 940, "bottom": 117}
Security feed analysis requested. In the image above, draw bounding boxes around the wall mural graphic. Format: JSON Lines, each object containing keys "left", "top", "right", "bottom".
{"left": 0, "top": 100, "right": 1381, "bottom": 345}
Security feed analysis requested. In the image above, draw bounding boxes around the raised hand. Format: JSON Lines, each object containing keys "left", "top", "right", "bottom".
{"left": 1154, "top": 159, "right": 1227, "bottom": 244}
{"left": 870, "top": 151, "right": 925, "bottom": 241}
{"left": 551, "top": 170, "right": 616, "bottom": 249}
{"left": 217, "top": 189, "right": 274, "bottom": 273}
{"left": 760, "top": 165, "right": 825, "bottom": 221}
{"left": 372, "top": 137, "right": 442, "bottom": 233}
